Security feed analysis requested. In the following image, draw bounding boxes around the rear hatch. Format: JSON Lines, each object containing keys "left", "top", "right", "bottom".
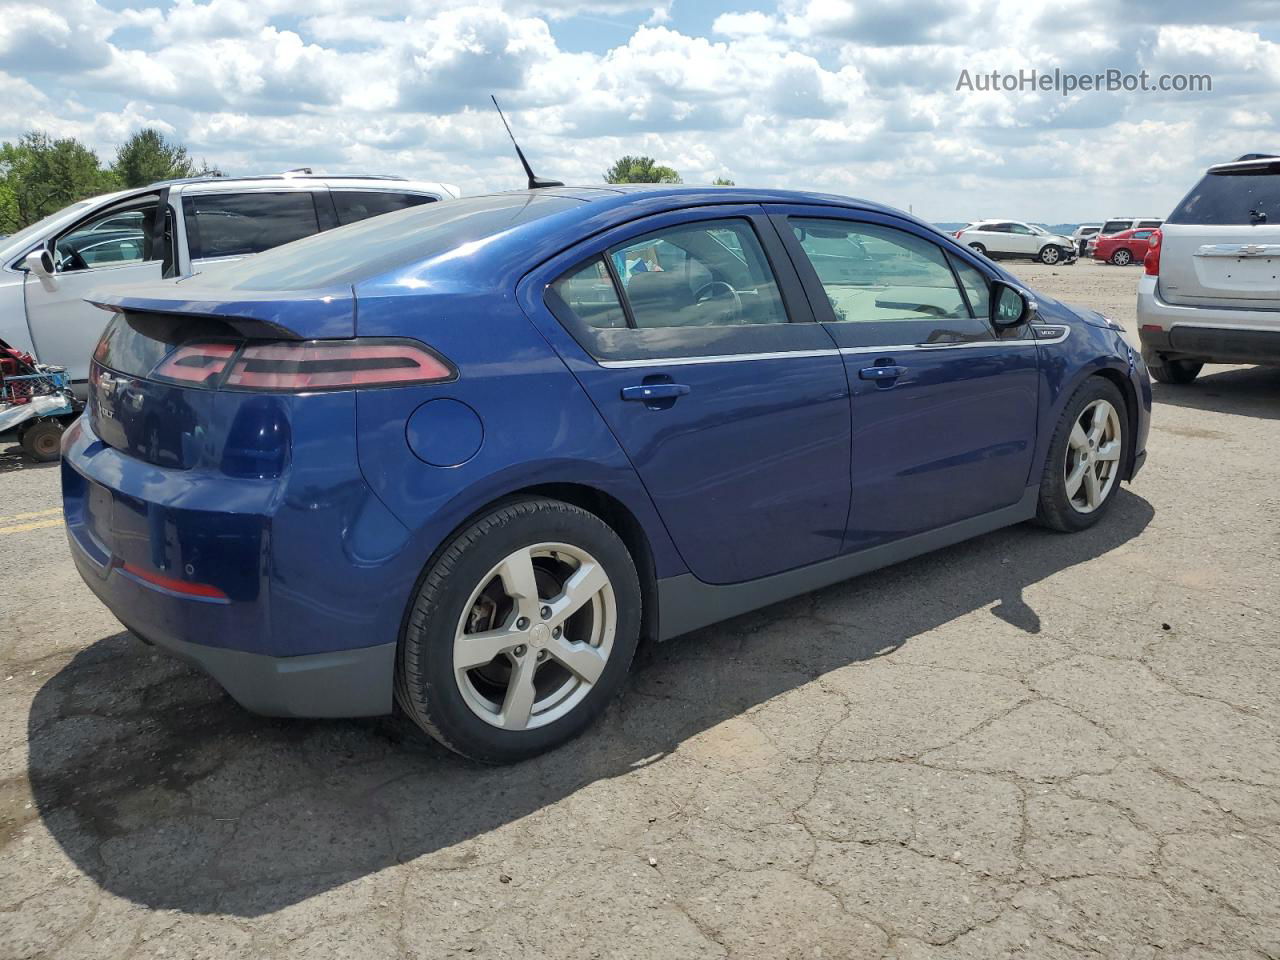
{"left": 1160, "top": 160, "right": 1280, "bottom": 308}
{"left": 86, "top": 284, "right": 357, "bottom": 471}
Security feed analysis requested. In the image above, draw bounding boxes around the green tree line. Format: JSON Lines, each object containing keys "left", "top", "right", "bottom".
{"left": 0, "top": 128, "right": 218, "bottom": 234}
{"left": 604, "top": 155, "right": 733, "bottom": 186}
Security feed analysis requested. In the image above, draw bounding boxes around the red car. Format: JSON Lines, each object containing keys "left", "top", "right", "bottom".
{"left": 1089, "top": 227, "right": 1158, "bottom": 266}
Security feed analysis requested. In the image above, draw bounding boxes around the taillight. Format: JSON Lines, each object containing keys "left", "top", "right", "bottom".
{"left": 223, "top": 339, "right": 454, "bottom": 392}
{"left": 152, "top": 342, "right": 237, "bottom": 386}
{"left": 1144, "top": 229, "right": 1162, "bottom": 276}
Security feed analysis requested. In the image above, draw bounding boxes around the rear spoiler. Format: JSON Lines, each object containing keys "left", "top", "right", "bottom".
{"left": 88, "top": 281, "right": 357, "bottom": 341}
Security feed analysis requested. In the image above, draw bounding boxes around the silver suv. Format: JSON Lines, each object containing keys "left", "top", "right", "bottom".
{"left": 1137, "top": 155, "right": 1280, "bottom": 383}
{"left": 0, "top": 173, "right": 459, "bottom": 393}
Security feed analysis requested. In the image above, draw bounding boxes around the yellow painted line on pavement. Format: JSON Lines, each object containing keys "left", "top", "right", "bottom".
{"left": 0, "top": 517, "right": 64, "bottom": 535}
{"left": 0, "top": 507, "right": 62, "bottom": 524}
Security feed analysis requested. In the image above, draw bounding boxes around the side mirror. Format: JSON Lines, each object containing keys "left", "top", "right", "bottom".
{"left": 24, "top": 248, "right": 55, "bottom": 277}
{"left": 991, "top": 281, "right": 1036, "bottom": 328}
{"left": 23, "top": 249, "right": 58, "bottom": 291}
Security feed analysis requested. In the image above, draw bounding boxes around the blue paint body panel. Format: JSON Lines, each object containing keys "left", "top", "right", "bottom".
{"left": 64, "top": 185, "right": 1152, "bottom": 718}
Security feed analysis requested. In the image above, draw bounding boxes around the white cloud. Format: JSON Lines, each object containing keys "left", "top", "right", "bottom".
{"left": 0, "top": 0, "right": 1276, "bottom": 221}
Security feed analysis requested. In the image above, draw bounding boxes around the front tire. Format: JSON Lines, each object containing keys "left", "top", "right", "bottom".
{"left": 1144, "top": 351, "right": 1202, "bottom": 384}
{"left": 396, "top": 498, "right": 641, "bottom": 763}
{"left": 1110, "top": 248, "right": 1133, "bottom": 266}
{"left": 1039, "top": 245, "right": 1063, "bottom": 265}
{"left": 1036, "top": 378, "right": 1128, "bottom": 532}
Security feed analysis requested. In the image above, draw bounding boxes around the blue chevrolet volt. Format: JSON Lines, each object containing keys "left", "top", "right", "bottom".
{"left": 62, "top": 186, "right": 1151, "bottom": 762}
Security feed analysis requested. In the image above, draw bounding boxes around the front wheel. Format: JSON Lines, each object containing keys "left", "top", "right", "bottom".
{"left": 1036, "top": 378, "right": 1128, "bottom": 532}
{"left": 1144, "top": 351, "right": 1202, "bottom": 384}
{"left": 1039, "top": 245, "right": 1063, "bottom": 265}
{"left": 396, "top": 498, "right": 641, "bottom": 763}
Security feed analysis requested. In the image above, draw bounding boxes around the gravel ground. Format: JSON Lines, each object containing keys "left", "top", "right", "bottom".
{"left": 3, "top": 259, "right": 1279, "bottom": 959}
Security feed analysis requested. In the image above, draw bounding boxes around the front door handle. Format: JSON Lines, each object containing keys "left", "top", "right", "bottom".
{"left": 858, "top": 365, "right": 906, "bottom": 382}
{"left": 621, "top": 383, "right": 691, "bottom": 403}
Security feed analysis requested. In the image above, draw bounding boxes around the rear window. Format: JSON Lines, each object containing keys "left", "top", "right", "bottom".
{"left": 1167, "top": 165, "right": 1280, "bottom": 225}
{"left": 197, "top": 193, "right": 585, "bottom": 291}
{"left": 1100, "top": 220, "right": 1131, "bottom": 234}
{"left": 332, "top": 191, "right": 434, "bottom": 226}
{"left": 94, "top": 312, "right": 239, "bottom": 384}
{"left": 183, "top": 192, "right": 321, "bottom": 259}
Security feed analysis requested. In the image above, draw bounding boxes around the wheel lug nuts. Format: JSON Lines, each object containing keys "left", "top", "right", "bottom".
{"left": 537, "top": 650, "right": 547, "bottom": 661}
{"left": 515, "top": 617, "right": 529, "bottom": 630}
{"left": 540, "top": 605, "right": 551, "bottom": 619}
{"left": 514, "top": 645, "right": 526, "bottom": 657}
{"left": 552, "top": 626, "right": 561, "bottom": 639}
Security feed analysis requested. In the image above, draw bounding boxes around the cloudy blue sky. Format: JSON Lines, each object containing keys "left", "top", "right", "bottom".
{"left": 1, "top": 0, "right": 1277, "bottom": 221}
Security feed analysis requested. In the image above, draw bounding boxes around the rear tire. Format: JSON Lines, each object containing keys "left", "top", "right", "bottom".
{"left": 968, "top": 242, "right": 987, "bottom": 257}
{"left": 20, "top": 419, "right": 63, "bottom": 462}
{"left": 395, "top": 498, "right": 641, "bottom": 764}
{"left": 1144, "top": 351, "right": 1202, "bottom": 384}
{"left": 1036, "top": 378, "right": 1128, "bottom": 533}
{"left": 1110, "top": 248, "right": 1133, "bottom": 266}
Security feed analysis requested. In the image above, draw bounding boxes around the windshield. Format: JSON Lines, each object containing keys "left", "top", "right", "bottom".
{"left": 1168, "top": 164, "right": 1280, "bottom": 225}
{"left": 200, "top": 192, "right": 586, "bottom": 291}
{"left": 1029, "top": 225, "right": 1048, "bottom": 235}
{"left": 1, "top": 201, "right": 93, "bottom": 254}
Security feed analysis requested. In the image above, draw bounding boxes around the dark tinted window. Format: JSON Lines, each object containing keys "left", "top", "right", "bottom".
{"left": 1168, "top": 166, "right": 1280, "bottom": 225}
{"left": 791, "top": 217, "right": 992, "bottom": 347}
{"left": 184, "top": 192, "right": 320, "bottom": 259}
{"left": 195, "top": 193, "right": 583, "bottom": 291}
{"left": 1100, "top": 220, "right": 1131, "bottom": 234}
{"left": 332, "top": 191, "right": 434, "bottom": 226}
{"left": 550, "top": 257, "right": 628, "bottom": 329}
{"left": 609, "top": 219, "right": 788, "bottom": 328}
{"left": 94, "top": 311, "right": 239, "bottom": 381}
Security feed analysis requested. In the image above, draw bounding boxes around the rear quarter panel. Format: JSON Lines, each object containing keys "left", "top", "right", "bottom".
{"left": 349, "top": 283, "right": 687, "bottom": 591}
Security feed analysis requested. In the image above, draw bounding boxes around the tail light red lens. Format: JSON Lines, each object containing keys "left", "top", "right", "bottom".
{"left": 152, "top": 342, "right": 237, "bottom": 386}
{"left": 1144, "top": 229, "right": 1162, "bottom": 276}
{"left": 224, "top": 339, "right": 455, "bottom": 392}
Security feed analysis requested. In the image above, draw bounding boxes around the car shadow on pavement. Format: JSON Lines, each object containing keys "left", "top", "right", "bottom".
{"left": 26, "top": 491, "right": 1153, "bottom": 917}
{"left": 1152, "top": 365, "right": 1280, "bottom": 421}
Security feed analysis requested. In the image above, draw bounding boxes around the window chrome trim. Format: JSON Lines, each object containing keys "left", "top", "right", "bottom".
{"left": 595, "top": 328, "right": 1067, "bottom": 368}
{"left": 598, "top": 348, "right": 838, "bottom": 368}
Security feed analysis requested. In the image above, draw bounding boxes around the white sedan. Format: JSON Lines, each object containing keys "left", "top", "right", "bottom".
{"left": 955, "top": 220, "right": 1078, "bottom": 265}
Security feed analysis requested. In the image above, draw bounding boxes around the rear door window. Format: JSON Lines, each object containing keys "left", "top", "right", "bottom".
{"left": 1101, "top": 220, "right": 1132, "bottom": 234}
{"left": 183, "top": 192, "right": 321, "bottom": 260}
{"left": 1167, "top": 166, "right": 1280, "bottom": 225}
{"left": 332, "top": 191, "right": 435, "bottom": 226}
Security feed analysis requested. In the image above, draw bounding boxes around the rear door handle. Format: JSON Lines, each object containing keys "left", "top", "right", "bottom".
{"left": 858, "top": 365, "right": 906, "bottom": 381}
{"left": 621, "top": 383, "right": 691, "bottom": 402}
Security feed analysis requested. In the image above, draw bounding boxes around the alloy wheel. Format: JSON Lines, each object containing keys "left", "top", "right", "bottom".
{"left": 1064, "top": 399, "right": 1122, "bottom": 513}
{"left": 1113, "top": 249, "right": 1132, "bottom": 265}
{"left": 1041, "top": 246, "right": 1060, "bottom": 264}
{"left": 453, "top": 542, "right": 616, "bottom": 731}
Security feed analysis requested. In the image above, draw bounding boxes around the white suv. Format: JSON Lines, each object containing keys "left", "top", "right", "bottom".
{"left": 1138, "top": 155, "right": 1280, "bottom": 383}
{"left": 0, "top": 173, "right": 460, "bottom": 393}
{"left": 955, "top": 220, "right": 1078, "bottom": 265}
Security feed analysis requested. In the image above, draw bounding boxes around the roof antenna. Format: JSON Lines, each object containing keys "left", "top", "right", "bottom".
{"left": 492, "top": 95, "right": 563, "bottom": 189}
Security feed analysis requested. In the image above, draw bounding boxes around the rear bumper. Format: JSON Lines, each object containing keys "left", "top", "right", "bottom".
{"left": 69, "top": 534, "right": 395, "bottom": 717}
{"left": 1137, "top": 276, "right": 1280, "bottom": 363}
{"left": 61, "top": 405, "right": 415, "bottom": 718}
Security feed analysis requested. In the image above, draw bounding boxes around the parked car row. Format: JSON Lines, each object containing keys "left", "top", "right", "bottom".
{"left": 954, "top": 220, "right": 1078, "bottom": 265}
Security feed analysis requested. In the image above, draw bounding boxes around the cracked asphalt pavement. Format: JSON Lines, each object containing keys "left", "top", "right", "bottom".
{"left": 3, "top": 261, "right": 1279, "bottom": 959}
